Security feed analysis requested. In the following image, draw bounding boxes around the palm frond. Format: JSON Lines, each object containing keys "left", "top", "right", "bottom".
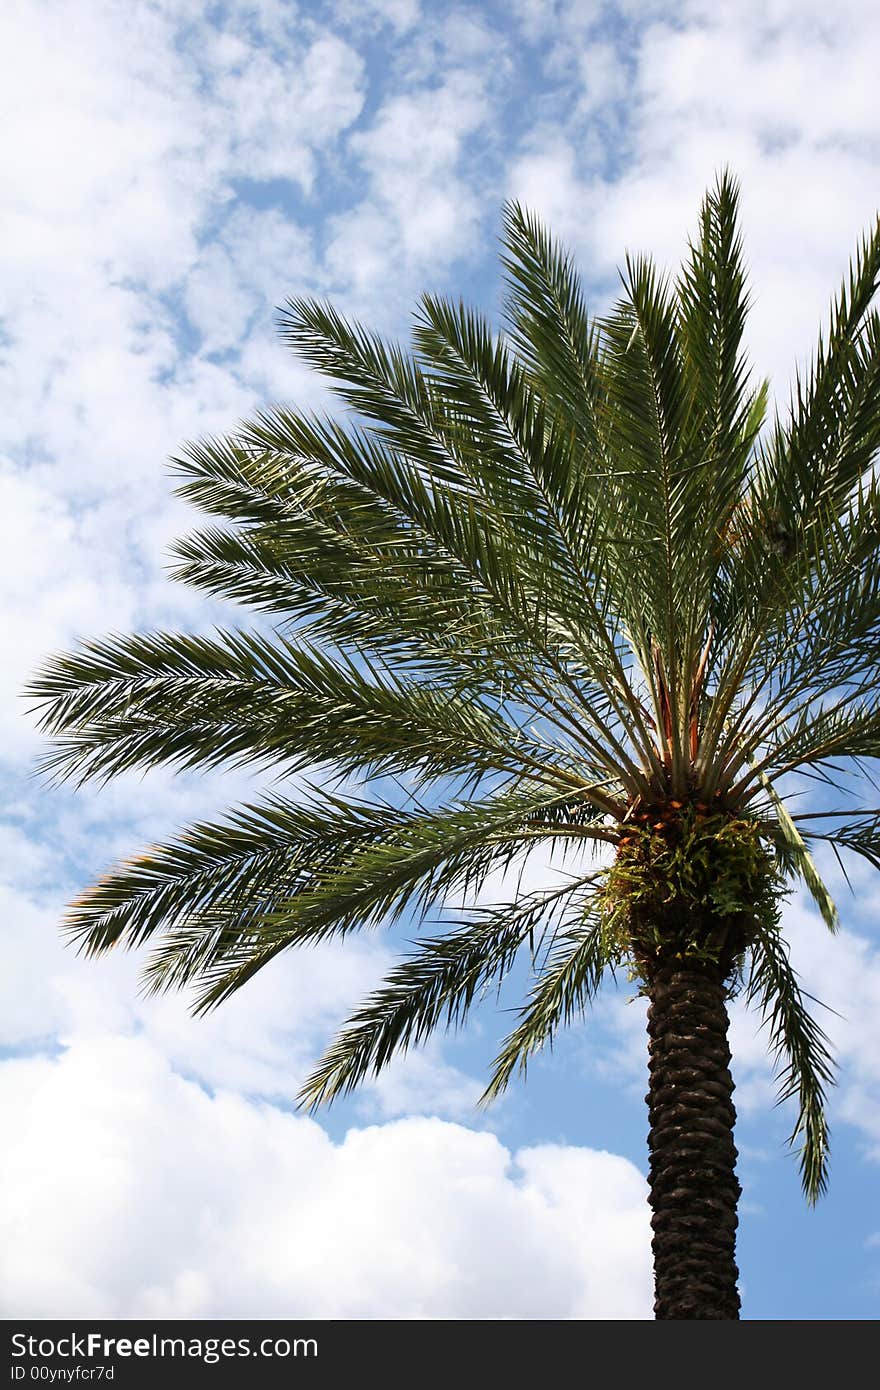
{"left": 481, "top": 909, "right": 612, "bottom": 1100}
{"left": 61, "top": 789, "right": 393, "bottom": 957}
{"left": 170, "top": 442, "right": 527, "bottom": 683}
{"left": 413, "top": 292, "right": 660, "bottom": 779}
{"left": 25, "top": 627, "right": 592, "bottom": 791}
{"left": 298, "top": 874, "right": 598, "bottom": 1109}
{"left": 711, "top": 221, "right": 880, "bottom": 721}
{"left": 798, "top": 810, "right": 880, "bottom": 873}
{"left": 770, "top": 230, "right": 880, "bottom": 526}
{"left": 747, "top": 924, "right": 836, "bottom": 1202}
{"left": 676, "top": 170, "right": 757, "bottom": 495}
{"left": 599, "top": 255, "right": 704, "bottom": 786}
{"left": 500, "top": 200, "right": 603, "bottom": 455}
{"left": 86, "top": 784, "right": 610, "bottom": 1008}
{"left": 750, "top": 767, "right": 839, "bottom": 933}
{"left": 753, "top": 483, "right": 880, "bottom": 705}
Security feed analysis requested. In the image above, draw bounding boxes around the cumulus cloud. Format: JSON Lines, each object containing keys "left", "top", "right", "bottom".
{"left": 0, "top": 1036, "right": 652, "bottom": 1319}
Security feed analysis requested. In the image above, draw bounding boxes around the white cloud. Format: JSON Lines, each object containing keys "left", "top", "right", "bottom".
{"left": 0, "top": 464, "right": 140, "bottom": 760}
{"left": 325, "top": 68, "right": 495, "bottom": 315}
{"left": 0, "top": 1035, "right": 652, "bottom": 1318}
{"left": 329, "top": 0, "right": 421, "bottom": 36}
{"left": 355, "top": 1044, "right": 485, "bottom": 1121}
{"left": 507, "top": 1, "right": 880, "bottom": 402}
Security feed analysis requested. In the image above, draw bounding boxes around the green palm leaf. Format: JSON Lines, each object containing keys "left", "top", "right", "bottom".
{"left": 482, "top": 910, "right": 613, "bottom": 1100}
{"left": 747, "top": 924, "right": 836, "bottom": 1201}
{"left": 299, "top": 873, "right": 602, "bottom": 1109}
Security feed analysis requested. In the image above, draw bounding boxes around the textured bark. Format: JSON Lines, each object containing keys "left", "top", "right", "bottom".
{"left": 646, "top": 962, "right": 741, "bottom": 1319}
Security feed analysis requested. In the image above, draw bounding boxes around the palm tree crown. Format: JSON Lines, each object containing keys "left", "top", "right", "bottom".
{"left": 28, "top": 171, "right": 880, "bottom": 1317}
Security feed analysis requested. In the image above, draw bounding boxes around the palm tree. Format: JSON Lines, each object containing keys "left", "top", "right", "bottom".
{"left": 27, "top": 172, "right": 880, "bottom": 1319}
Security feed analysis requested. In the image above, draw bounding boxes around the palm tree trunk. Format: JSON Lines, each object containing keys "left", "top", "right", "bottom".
{"left": 645, "top": 961, "right": 741, "bottom": 1319}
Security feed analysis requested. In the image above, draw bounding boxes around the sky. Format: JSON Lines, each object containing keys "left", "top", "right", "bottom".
{"left": 1, "top": 0, "right": 879, "bottom": 1321}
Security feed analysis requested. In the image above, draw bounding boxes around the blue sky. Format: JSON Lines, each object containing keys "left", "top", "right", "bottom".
{"left": 2, "top": 0, "right": 879, "bottom": 1320}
